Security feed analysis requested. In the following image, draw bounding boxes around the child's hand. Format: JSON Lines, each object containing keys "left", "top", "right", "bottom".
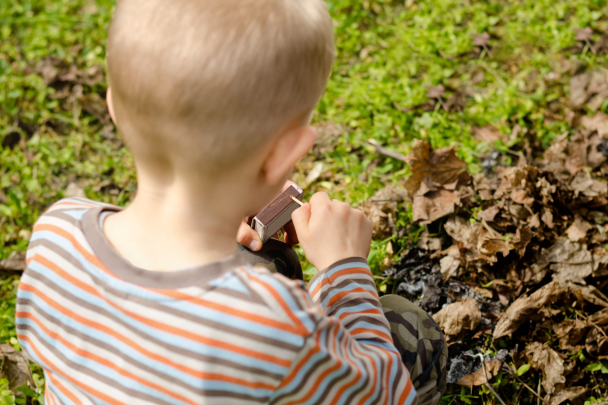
{"left": 237, "top": 181, "right": 300, "bottom": 251}
{"left": 292, "top": 192, "right": 372, "bottom": 271}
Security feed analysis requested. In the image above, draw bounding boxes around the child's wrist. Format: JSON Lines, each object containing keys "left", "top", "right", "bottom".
{"left": 313, "top": 254, "right": 368, "bottom": 272}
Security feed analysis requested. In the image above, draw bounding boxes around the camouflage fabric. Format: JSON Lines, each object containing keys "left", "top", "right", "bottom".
{"left": 380, "top": 294, "right": 448, "bottom": 405}
{"left": 240, "top": 242, "right": 447, "bottom": 405}
{"left": 238, "top": 239, "right": 303, "bottom": 280}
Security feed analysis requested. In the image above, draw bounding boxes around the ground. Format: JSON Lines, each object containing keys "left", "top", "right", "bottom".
{"left": 1, "top": 0, "right": 608, "bottom": 404}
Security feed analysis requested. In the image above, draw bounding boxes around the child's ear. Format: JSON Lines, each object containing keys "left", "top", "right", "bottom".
{"left": 262, "top": 125, "right": 316, "bottom": 185}
{"left": 106, "top": 87, "right": 117, "bottom": 124}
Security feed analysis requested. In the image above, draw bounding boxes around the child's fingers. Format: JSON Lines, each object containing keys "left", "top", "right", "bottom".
{"left": 291, "top": 203, "right": 311, "bottom": 235}
{"left": 236, "top": 219, "right": 263, "bottom": 251}
{"left": 309, "top": 191, "right": 331, "bottom": 206}
{"left": 283, "top": 220, "right": 299, "bottom": 246}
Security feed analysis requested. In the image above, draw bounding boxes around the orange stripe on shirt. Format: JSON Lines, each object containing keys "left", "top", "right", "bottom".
{"left": 32, "top": 249, "right": 299, "bottom": 335}
{"left": 329, "top": 331, "right": 363, "bottom": 405}
{"left": 348, "top": 328, "right": 393, "bottom": 344}
{"left": 326, "top": 287, "right": 381, "bottom": 309}
{"left": 18, "top": 312, "right": 245, "bottom": 403}
{"left": 46, "top": 371, "right": 84, "bottom": 405}
{"left": 272, "top": 332, "right": 322, "bottom": 393}
{"left": 397, "top": 374, "right": 415, "bottom": 404}
{"left": 247, "top": 273, "right": 309, "bottom": 336}
{"left": 32, "top": 224, "right": 116, "bottom": 278}
{"left": 50, "top": 201, "right": 98, "bottom": 210}
{"left": 309, "top": 267, "right": 374, "bottom": 298}
{"left": 30, "top": 254, "right": 294, "bottom": 366}
{"left": 19, "top": 282, "right": 229, "bottom": 377}
{"left": 351, "top": 340, "right": 380, "bottom": 404}
{"left": 22, "top": 336, "right": 128, "bottom": 405}
{"left": 288, "top": 322, "right": 343, "bottom": 405}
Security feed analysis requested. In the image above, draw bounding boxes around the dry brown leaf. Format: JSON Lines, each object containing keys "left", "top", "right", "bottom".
{"left": 533, "top": 239, "right": 594, "bottom": 284}
{"left": 569, "top": 283, "right": 608, "bottom": 307}
{"left": 553, "top": 318, "right": 589, "bottom": 350}
{"left": 571, "top": 73, "right": 590, "bottom": 108}
{"left": 472, "top": 125, "right": 504, "bottom": 143}
{"left": 417, "top": 230, "right": 444, "bottom": 251}
{"left": 440, "top": 247, "right": 461, "bottom": 280}
{"left": 523, "top": 342, "right": 565, "bottom": 395}
{"left": 426, "top": 85, "right": 445, "bottom": 99}
{"left": 570, "top": 172, "right": 607, "bottom": 198}
{"left": 433, "top": 298, "right": 481, "bottom": 342}
{"left": 477, "top": 205, "right": 500, "bottom": 222}
{"left": 0, "top": 251, "right": 26, "bottom": 271}
{"left": 404, "top": 140, "right": 470, "bottom": 198}
{"left": 471, "top": 286, "right": 493, "bottom": 299}
{"left": 472, "top": 32, "right": 491, "bottom": 47}
{"left": 35, "top": 57, "right": 104, "bottom": 88}
{"left": 547, "top": 239, "right": 593, "bottom": 284}
{"left": 542, "top": 209, "right": 554, "bottom": 229}
{"left": 358, "top": 186, "right": 406, "bottom": 239}
{"left": 586, "top": 327, "right": 608, "bottom": 357}
{"left": 575, "top": 27, "right": 593, "bottom": 42}
{"left": 65, "top": 183, "right": 86, "bottom": 199}
{"left": 510, "top": 189, "right": 534, "bottom": 206}
{"left": 312, "top": 123, "right": 343, "bottom": 156}
{"left": 445, "top": 216, "right": 479, "bottom": 247}
{"left": 568, "top": 128, "right": 606, "bottom": 169}
{"left": 580, "top": 112, "right": 608, "bottom": 138}
{"left": 456, "top": 358, "right": 502, "bottom": 389}
{"left": 589, "top": 307, "right": 608, "bottom": 325}
{"left": 493, "top": 281, "right": 569, "bottom": 338}
{"left": 566, "top": 216, "right": 593, "bottom": 242}
{"left": 478, "top": 236, "right": 511, "bottom": 258}
{"left": 0, "top": 344, "right": 32, "bottom": 389}
{"left": 547, "top": 386, "right": 586, "bottom": 405}
{"left": 412, "top": 189, "right": 459, "bottom": 223}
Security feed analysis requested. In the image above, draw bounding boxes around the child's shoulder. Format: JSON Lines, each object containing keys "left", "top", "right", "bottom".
{"left": 34, "top": 197, "right": 117, "bottom": 227}
{"left": 43, "top": 197, "right": 117, "bottom": 215}
{"left": 229, "top": 265, "right": 320, "bottom": 335}
{"left": 28, "top": 197, "right": 117, "bottom": 251}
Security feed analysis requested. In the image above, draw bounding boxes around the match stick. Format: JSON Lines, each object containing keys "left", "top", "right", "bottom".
{"left": 291, "top": 196, "right": 304, "bottom": 206}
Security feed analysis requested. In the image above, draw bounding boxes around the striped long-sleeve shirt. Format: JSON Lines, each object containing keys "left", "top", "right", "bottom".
{"left": 16, "top": 198, "right": 416, "bottom": 405}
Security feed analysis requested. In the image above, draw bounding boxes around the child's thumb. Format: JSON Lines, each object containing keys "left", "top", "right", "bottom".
{"left": 291, "top": 203, "right": 311, "bottom": 235}
{"left": 237, "top": 221, "right": 263, "bottom": 251}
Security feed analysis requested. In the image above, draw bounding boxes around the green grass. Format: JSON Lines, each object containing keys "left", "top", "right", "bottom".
{"left": 2, "top": 0, "right": 608, "bottom": 403}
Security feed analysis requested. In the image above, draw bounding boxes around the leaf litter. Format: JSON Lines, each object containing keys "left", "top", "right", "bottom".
{"left": 365, "top": 110, "right": 608, "bottom": 402}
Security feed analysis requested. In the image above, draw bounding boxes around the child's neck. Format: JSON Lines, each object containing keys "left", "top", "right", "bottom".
{"left": 103, "top": 177, "right": 244, "bottom": 271}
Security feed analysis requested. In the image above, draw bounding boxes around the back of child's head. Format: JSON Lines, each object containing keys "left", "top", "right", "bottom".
{"left": 107, "top": 0, "right": 335, "bottom": 172}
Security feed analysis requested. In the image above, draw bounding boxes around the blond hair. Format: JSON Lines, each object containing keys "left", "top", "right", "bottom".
{"left": 107, "top": 0, "right": 335, "bottom": 170}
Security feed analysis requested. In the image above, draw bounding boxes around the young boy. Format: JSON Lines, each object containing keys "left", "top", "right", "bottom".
{"left": 16, "top": 0, "right": 446, "bottom": 404}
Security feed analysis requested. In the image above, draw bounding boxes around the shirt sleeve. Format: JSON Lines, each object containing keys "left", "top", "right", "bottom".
{"left": 269, "top": 258, "right": 417, "bottom": 405}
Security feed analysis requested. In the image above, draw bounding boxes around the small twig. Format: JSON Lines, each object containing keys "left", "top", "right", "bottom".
{"left": 475, "top": 354, "right": 507, "bottom": 405}
{"left": 366, "top": 139, "right": 407, "bottom": 161}
{"left": 437, "top": 96, "right": 448, "bottom": 112}
{"left": 506, "top": 364, "right": 549, "bottom": 404}
{"left": 481, "top": 219, "right": 501, "bottom": 238}
{"left": 585, "top": 39, "right": 597, "bottom": 55}
{"left": 576, "top": 310, "right": 608, "bottom": 339}
{"left": 515, "top": 386, "right": 524, "bottom": 404}
{"left": 591, "top": 374, "right": 602, "bottom": 398}
{"left": 482, "top": 44, "right": 492, "bottom": 57}
{"left": 480, "top": 63, "right": 507, "bottom": 89}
